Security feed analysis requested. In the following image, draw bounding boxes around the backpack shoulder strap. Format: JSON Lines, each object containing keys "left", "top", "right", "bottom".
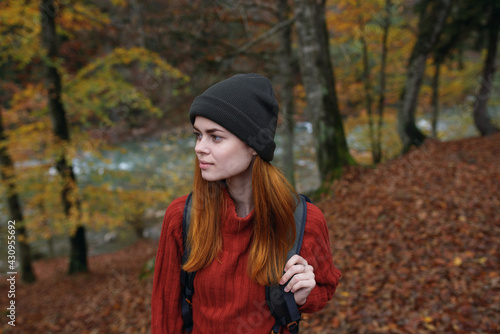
{"left": 266, "top": 194, "right": 310, "bottom": 334}
{"left": 180, "top": 192, "right": 195, "bottom": 332}
{"left": 287, "top": 194, "right": 309, "bottom": 259}
{"left": 182, "top": 192, "right": 193, "bottom": 262}
{"left": 181, "top": 193, "right": 311, "bottom": 333}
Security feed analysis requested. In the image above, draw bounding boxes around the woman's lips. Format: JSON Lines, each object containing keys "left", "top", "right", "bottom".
{"left": 199, "top": 161, "right": 213, "bottom": 169}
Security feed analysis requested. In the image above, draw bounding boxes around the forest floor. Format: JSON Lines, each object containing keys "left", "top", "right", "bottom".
{"left": 1, "top": 134, "right": 499, "bottom": 333}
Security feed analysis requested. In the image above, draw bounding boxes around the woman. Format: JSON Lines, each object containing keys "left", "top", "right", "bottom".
{"left": 151, "top": 73, "right": 341, "bottom": 333}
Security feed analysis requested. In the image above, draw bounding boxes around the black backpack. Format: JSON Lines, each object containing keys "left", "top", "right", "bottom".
{"left": 180, "top": 192, "right": 311, "bottom": 334}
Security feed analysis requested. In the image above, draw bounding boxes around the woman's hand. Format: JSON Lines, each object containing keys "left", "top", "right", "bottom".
{"left": 279, "top": 254, "right": 316, "bottom": 306}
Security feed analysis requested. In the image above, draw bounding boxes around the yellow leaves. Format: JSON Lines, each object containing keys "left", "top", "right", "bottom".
{"left": 423, "top": 316, "right": 433, "bottom": 323}
{"left": 64, "top": 46, "right": 188, "bottom": 129}
{"left": 110, "top": 0, "right": 128, "bottom": 7}
{"left": 448, "top": 251, "right": 491, "bottom": 268}
{"left": 87, "top": 47, "right": 189, "bottom": 82}
{"left": 422, "top": 316, "right": 437, "bottom": 331}
{"left": 112, "top": 47, "right": 135, "bottom": 65}
{"left": 453, "top": 256, "right": 463, "bottom": 266}
{"left": 0, "top": 3, "right": 190, "bottom": 248}
{"left": 0, "top": 0, "right": 41, "bottom": 66}
{"left": 59, "top": 2, "right": 110, "bottom": 32}
{"left": 1, "top": 0, "right": 115, "bottom": 67}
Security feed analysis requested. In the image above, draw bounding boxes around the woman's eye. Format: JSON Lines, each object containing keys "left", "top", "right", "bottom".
{"left": 193, "top": 132, "right": 201, "bottom": 140}
{"left": 212, "top": 135, "right": 222, "bottom": 142}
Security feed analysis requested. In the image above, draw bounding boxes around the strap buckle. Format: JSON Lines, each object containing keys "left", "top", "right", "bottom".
{"left": 287, "top": 320, "right": 299, "bottom": 330}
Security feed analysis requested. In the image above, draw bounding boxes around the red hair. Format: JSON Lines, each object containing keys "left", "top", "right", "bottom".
{"left": 182, "top": 156, "right": 297, "bottom": 285}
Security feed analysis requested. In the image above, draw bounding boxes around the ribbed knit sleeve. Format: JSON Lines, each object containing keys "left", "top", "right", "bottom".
{"left": 150, "top": 194, "right": 341, "bottom": 333}
{"left": 298, "top": 202, "right": 342, "bottom": 314}
{"left": 151, "top": 195, "right": 188, "bottom": 334}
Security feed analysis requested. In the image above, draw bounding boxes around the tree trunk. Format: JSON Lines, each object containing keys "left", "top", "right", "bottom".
{"left": 473, "top": 3, "right": 500, "bottom": 136}
{"left": 357, "top": 2, "right": 376, "bottom": 165}
{"left": 129, "top": 0, "right": 146, "bottom": 48}
{"left": 40, "top": 0, "right": 88, "bottom": 274}
{"left": 277, "top": 0, "right": 296, "bottom": 186}
{"left": 0, "top": 110, "right": 36, "bottom": 283}
{"left": 361, "top": 30, "right": 377, "bottom": 165}
{"left": 398, "top": 0, "right": 451, "bottom": 152}
{"left": 294, "top": 0, "right": 353, "bottom": 184}
{"left": 374, "top": 0, "right": 392, "bottom": 164}
{"left": 431, "top": 60, "right": 441, "bottom": 138}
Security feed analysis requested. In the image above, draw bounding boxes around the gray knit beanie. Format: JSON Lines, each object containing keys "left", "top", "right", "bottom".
{"left": 189, "top": 73, "right": 279, "bottom": 162}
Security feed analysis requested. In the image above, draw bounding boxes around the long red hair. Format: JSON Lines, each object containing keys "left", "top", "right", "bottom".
{"left": 182, "top": 155, "right": 297, "bottom": 286}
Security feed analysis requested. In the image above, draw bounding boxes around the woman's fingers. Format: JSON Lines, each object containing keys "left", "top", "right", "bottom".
{"left": 280, "top": 255, "right": 307, "bottom": 284}
{"left": 279, "top": 255, "right": 316, "bottom": 305}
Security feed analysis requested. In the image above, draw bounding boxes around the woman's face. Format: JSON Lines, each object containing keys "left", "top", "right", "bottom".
{"left": 193, "top": 116, "right": 257, "bottom": 182}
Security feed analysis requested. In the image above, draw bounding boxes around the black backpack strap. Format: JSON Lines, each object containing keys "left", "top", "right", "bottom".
{"left": 181, "top": 193, "right": 310, "bottom": 333}
{"left": 266, "top": 194, "right": 309, "bottom": 334}
{"left": 180, "top": 192, "right": 195, "bottom": 332}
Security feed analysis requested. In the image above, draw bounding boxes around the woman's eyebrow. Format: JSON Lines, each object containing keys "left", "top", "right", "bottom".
{"left": 193, "top": 126, "right": 225, "bottom": 134}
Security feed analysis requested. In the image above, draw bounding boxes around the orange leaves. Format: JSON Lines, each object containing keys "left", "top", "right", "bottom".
{"left": 1, "top": 130, "right": 498, "bottom": 334}
{"left": 0, "top": 240, "right": 157, "bottom": 333}
{"left": 299, "top": 134, "right": 500, "bottom": 333}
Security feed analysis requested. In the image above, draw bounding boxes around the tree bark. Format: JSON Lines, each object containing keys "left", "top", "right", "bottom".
{"left": 397, "top": 0, "right": 451, "bottom": 152}
{"left": 40, "top": 0, "right": 88, "bottom": 274}
{"left": 129, "top": 0, "right": 146, "bottom": 48}
{"left": 431, "top": 60, "right": 441, "bottom": 138}
{"left": 357, "top": 1, "right": 377, "bottom": 165}
{"left": 473, "top": 3, "right": 500, "bottom": 136}
{"left": 374, "top": 0, "right": 392, "bottom": 164}
{"left": 277, "top": 0, "right": 296, "bottom": 186}
{"left": 294, "top": 0, "right": 353, "bottom": 184}
{"left": 0, "top": 110, "right": 36, "bottom": 283}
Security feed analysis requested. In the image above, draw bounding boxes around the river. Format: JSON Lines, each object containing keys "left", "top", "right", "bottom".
{"left": 0, "top": 108, "right": 495, "bottom": 272}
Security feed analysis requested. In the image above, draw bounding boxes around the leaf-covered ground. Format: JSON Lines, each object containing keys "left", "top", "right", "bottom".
{"left": 1, "top": 134, "right": 499, "bottom": 333}
{"left": 302, "top": 134, "right": 500, "bottom": 333}
{"left": 1, "top": 239, "right": 157, "bottom": 333}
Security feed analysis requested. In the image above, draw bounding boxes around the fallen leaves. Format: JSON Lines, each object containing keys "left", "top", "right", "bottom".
{"left": 300, "top": 134, "right": 500, "bottom": 333}
{"left": 0, "top": 239, "right": 157, "bottom": 333}
{"left": 0, "top": 134, "right": 498, "bottom": 333}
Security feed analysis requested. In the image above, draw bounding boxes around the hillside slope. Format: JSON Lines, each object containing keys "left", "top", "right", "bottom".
{"left": 1, "top": 134, "right": 498, "bottom": 333}
{"left": 303, "top": 134, "right": 500, "bottom": 333}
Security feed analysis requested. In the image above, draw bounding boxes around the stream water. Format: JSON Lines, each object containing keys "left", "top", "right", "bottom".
{"left": 0, "top": 107, "right": 496, "bottom": 272}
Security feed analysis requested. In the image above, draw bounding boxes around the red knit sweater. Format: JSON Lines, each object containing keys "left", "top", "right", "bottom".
{"left": 151, "top": 191, "right": 341, "bottom": 333}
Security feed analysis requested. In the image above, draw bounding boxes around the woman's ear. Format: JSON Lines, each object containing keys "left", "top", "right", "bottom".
{"left": 246, "top": 143, "right": 258, "bottom": 157}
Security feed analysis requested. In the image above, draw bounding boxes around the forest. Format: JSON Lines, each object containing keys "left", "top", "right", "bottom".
{"left": 0, "top": 0, "right": 499, "bottom": 333}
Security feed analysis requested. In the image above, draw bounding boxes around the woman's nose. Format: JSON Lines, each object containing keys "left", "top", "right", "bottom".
{"left": 195, "top": 137, "right": 209, "bottom": 155}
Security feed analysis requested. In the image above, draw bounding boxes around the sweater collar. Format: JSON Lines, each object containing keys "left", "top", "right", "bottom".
{"left": 222, "top": 188, "right": 255, "bottom": 234}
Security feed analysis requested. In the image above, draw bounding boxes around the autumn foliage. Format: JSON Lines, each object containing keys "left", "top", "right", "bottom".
{"left": 1, "top": 134, "right": 498, "bottom": 333}
{"left": 0, "top": 0, "right": 499, "bottom": 332}
{"left": 302, "top": 133, "right": 500, "bottom": 333}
